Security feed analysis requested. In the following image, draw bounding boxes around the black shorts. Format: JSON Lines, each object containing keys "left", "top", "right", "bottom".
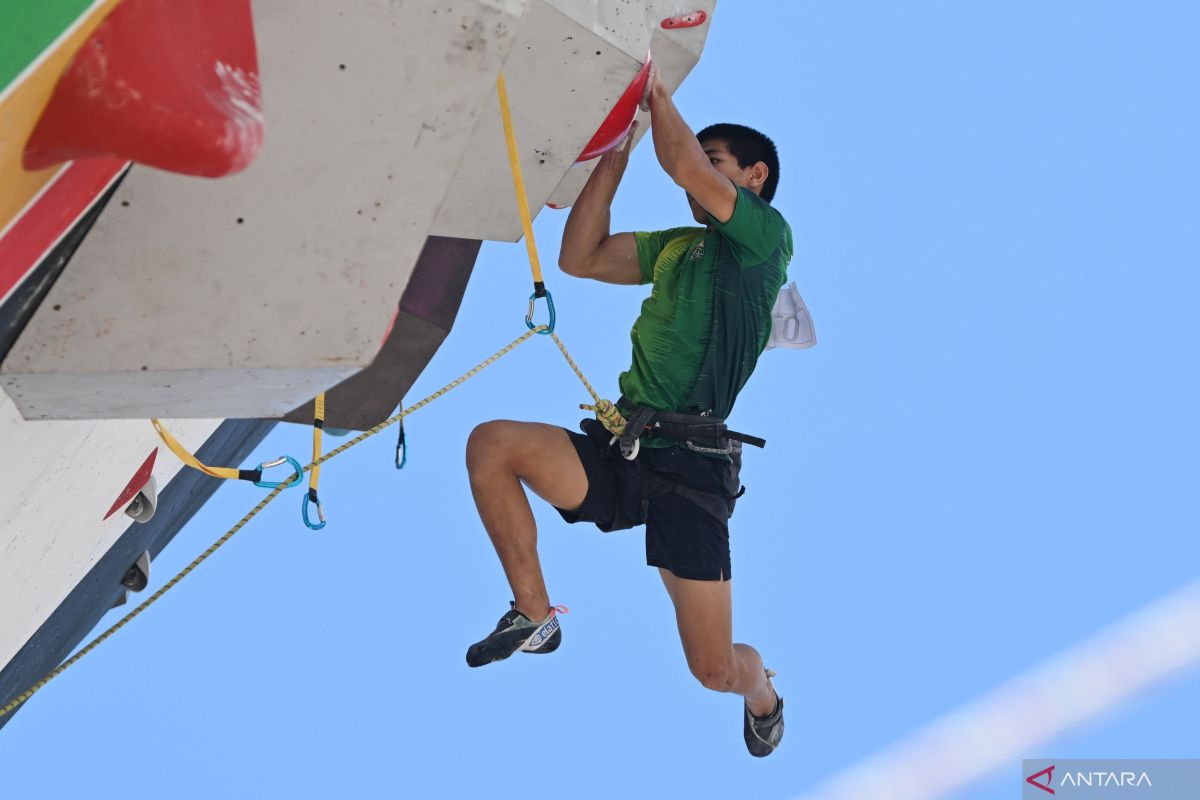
{"left": 555, "top": 418, "right": 742, "bottom": 581}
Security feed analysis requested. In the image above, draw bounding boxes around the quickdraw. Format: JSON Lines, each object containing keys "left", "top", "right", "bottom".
{"left": 496, "top": 72, "right": 555, "bottom": 335}
{"left": 151, "top": 419, "right": 302, "bottom": 488}
{"left": 302, "top": 392, "right": 327, "bottom": 530}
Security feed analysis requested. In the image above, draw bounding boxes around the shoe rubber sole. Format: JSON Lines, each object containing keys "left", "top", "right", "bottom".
{"left": 466, "top": 614, "right": 560, "bottom": 667}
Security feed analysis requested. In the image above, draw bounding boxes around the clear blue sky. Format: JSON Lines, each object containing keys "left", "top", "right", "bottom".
{"left": 4, "top": 2, "right": 1198, "bottom": 798}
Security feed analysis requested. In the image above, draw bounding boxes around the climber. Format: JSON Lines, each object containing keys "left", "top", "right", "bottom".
{"left": 464, "top": 66, "right": 791, "bottom": 757}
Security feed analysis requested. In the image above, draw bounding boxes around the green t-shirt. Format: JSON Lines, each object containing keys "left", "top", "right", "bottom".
{"left": 619, "top": 186, "right": 792, "bottom": 435}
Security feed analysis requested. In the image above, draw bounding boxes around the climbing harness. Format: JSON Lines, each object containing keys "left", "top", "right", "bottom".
{"left": 613, "top": 399, "right": 766, "bottom": 460}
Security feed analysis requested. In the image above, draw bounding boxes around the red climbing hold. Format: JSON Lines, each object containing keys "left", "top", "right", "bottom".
{"left": 24, "top": 0, "right": 263, "bottom": 178}
{"left": 575, "top": 55, "right": 653, "bottom": 163}
{"left": 661, "top": 11, "right": 708, "bottom": 30}
{"left": 104, "top": 448, "right": 158, "bottom": 521}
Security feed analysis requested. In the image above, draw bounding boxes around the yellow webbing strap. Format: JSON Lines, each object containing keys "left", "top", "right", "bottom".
{"left": 152, "top": 418, "right": 301, "bottom": 488}
{"left": 151, "top": 418, "right": 243, "bottom": 481}
{"left": 311, "top": 392, "right": 325, "bottom": 491}
{"left": 496, "top": 72, "right": 544, "bottom": 287}
{"left": 303, "top": 393, "right": 327, "bottom": 529}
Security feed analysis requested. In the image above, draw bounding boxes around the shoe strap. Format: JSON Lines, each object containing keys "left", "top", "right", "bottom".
{"left": 510, "top": 602, "right": 569, "bottom": 621}
{"left": 521, "top": 604, "right": 569, "bottom": 623}
{"left": 749, "top": 668, "right": 781, "bottom": 722}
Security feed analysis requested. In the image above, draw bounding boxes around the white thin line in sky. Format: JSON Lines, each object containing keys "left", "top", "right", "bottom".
{"left": 795, "top": 579, "right": 1200, "bottom": 800}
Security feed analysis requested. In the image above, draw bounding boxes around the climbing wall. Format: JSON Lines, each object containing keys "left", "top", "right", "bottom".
{"left": 0, "top": 0, "right": 529, "bottom": 420}
{"left": 0, "top": 0, "right": 716, "bottom": 422}
{"left": 433, "top": 0, "right": 716, "bottom": 240}
{"left": 0, "top": 0, "right": 720, "bottom": 721}
{"left": 0, "top": 391, "right": 219, "bottom": 671}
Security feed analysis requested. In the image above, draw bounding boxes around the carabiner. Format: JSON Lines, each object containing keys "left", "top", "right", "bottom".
{"left": 302, "top": 489, "right": 327, "bottom": 530}
{"left": 253, "top": 455, "right": 304, "bottom": 489}
{"left": 395, "top": 423, "right": 408, "bottom": 469}
{"left": 525, "top": 289, "right": 556, "bottom": 335}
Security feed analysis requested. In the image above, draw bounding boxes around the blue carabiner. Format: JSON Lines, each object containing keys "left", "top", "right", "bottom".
{"left": 302, "top": 489, "right": 327, "bottom": 530}
{"left": 253, "top": 455, "right": 304, "bottom": 489}
{"left": 395, "top": 423, "right": 408, "bottom": 470}
{"left": 525, "top": 289, "right": 556, "bottom": 335}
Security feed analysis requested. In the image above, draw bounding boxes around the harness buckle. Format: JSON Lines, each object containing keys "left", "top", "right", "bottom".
{"left": 609, "top": 433, "right": 640, "bottom": 461}
{"left": 617, "top": 406, "right": 658, "bottom": 459}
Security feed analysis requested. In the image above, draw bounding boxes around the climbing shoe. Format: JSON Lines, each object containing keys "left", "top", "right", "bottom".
{"left": 744, "top": 670, "right": 784, "bottom": 757}
{"left": 465, "top": 602, "right": 564, "bottom": 667}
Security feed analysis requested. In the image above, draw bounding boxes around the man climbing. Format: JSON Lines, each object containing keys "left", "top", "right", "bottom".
{"left": 464, "top": 68, "right": 791, "bottom": 757}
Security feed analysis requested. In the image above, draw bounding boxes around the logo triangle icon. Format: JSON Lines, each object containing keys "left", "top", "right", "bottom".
{"left": 1026, "top": 765, "right": 1056, "bottom": 795}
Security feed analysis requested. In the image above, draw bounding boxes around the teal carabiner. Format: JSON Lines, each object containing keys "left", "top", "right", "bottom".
{"left": 395, "top": 422, "right": 408, "bottom": 469}
{"left": 302, "top": 489, "right": 327, "bottom": 530}
{"left": 525, "top": 285, "right": 555, "bottom": 335}
{"left": 253, "top": 455, "right": 304, "bottom": 489}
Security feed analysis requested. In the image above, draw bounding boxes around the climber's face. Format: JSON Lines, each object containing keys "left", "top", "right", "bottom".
{"left": 686, "top": 139, "right": 765, "bottom": 224}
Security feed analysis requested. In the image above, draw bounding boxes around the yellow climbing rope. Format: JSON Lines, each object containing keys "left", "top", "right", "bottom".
{"left": 549, "top": 332, "right": 626, "bottom": 436}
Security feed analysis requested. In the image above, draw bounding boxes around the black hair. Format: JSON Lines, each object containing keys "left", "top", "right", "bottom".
{"left": 695, "top": 123, "right": 780, "bottom": 203}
